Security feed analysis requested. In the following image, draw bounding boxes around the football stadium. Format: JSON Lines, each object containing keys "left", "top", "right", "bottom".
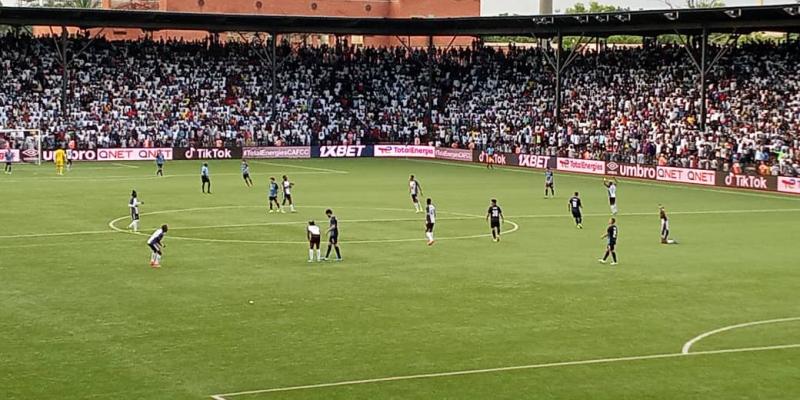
{"left": 1, "top": 3, "right": 800, "bottom": 399}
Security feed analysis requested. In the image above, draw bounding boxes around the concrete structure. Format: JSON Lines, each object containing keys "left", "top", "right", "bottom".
{"left": 55, "top": 0, "right": 481, "bottom": 46}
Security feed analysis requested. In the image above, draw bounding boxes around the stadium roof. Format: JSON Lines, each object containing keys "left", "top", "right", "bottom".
{"left": 1, "top": 4, "right": 800, "bottom": 37}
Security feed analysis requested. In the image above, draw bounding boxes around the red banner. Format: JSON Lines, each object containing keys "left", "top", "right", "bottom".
{"left": 556, "top": 158, "right": 605, "bottom": 175}
{"left": 656, "top": 166, "right": 715, "bottom": 186}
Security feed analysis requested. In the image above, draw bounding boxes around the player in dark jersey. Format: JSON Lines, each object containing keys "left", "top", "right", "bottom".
{"left": 155, "top": 150, "right": 165, "bottom": 176}
{"left": 323, "top": 209, "right": 342, "bottom": 261}
{"left": 659, "top": 205, "right": 677, "bottom": 244}
{"left": 486, "top": 199, "right": 504, "bottom": 242}
{"left": 241, "top": 159, "right": 253, "bottom": 187}
{"left": 4, "top": 149, "right": 13, "bottom": 174}
{"left": 598, "top": 218, "right": 618, "bottom": 265}
{"left": 425, "top": 198, "right": 436, "bottom": 246}
{"left": 544, "top": 168, "right": 555, "bottom": 198}
{"left": 568, "top": 191, "right": 583, "bottom": 229}
{"left": 267, "top": 177, "right": 281, "bottom": 213}
{"left": 485, "top": 145, "right": 495, "bottom": 169}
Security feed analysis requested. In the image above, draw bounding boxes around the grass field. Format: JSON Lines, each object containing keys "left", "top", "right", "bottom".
{"left": 2, "top": 157, "right": 800, "bottom": 400}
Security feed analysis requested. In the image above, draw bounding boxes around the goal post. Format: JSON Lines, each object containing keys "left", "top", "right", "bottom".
{"left": 0, "top": 129, "right": 42, "bottom": 165}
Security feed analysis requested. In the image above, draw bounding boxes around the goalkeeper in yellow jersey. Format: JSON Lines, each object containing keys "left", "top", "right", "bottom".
{"left": 54, "top": 147, "right": 66, "bottom": 175}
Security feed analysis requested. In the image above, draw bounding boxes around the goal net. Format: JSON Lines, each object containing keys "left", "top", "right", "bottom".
{"left": 0, "top": 129, "right": 42, "bottom": 165}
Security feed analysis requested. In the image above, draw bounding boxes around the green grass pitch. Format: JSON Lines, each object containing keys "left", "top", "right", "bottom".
{"left": 2, "top": 158, "right": 799, "bottom": 400}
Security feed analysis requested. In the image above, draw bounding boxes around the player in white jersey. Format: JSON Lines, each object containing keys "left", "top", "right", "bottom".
{"left": 409, "top": 175, "right": 424, "bottom": 213}
{"left": 127, "top": 190, "right": 143, "bottom": 232}
{"left": 425, "top": 198, "right": 436, "bottom": 246}
{"left": 282, "top": 175, "right": 296, "bottom": 213}
{"left": 146, "top": 224, "right": 168, "bottom": 268}
{"left": 307, "top": 221, "right": 322, "bottom": 262}
{"left": 603, "top": 178, "right": 618, "bottom": 215}
{"left": 66, "top": 149, "right": 73, "bottom": 171}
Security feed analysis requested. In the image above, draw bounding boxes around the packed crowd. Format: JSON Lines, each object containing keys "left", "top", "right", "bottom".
{"left": 1, "top": 33, "right": 799, "bottom": 175}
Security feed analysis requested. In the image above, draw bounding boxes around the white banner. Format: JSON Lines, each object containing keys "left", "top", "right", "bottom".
{"left": 374, "top": 145, "right": 435, "bottom": 158}
{"left": 777, "top": 176, "right": 800, "bottom": 194}
{"left": 657, "top": 166, "right": 715, "bottom": 186}
{"left": 556, "top": 158, "right": 605, "bottom": 175}
{"left": 0, "top": 149, "right": 20, "bottom": 162}
{"left": 42, "top": 148, "right": 173, "bottom": 162}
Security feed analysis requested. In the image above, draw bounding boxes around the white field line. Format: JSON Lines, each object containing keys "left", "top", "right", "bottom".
{"left": 111, "top": 163, "right": 140, "bottom": 169}
{"left": 250, "top": 160, "right": 348, "bottom": 174}
{"left": 0, "top": 230, "right": 115, "bottom": 239}
{"left": 505, "top": 208, "right": 800, "bottom": 219}
{"left": 108, "top": 211, "right": 520, "bottom": 244}
{"left": 403, "top": 159, "right": 800, "bottom": 202}
{"left": 162, "top": 216, "right": 487, "bottom": 231}
{"left": 681, "top": 317, "right": 800, "bottom": 354}
{"left": 6, "top": 207, "right": 799, "bottom": 240}
{"left": 210, "top": 343, "right": 800, "bottom": 399}
{"left": 2, "top": 171, "right": 336, "bottom": 183}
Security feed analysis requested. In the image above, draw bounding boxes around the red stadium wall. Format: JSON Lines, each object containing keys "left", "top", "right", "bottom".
{"left": 34, "top": 0, "right": 479, "bottom": 46}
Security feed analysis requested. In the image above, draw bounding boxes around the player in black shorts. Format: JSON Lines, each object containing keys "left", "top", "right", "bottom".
{"left": 599, "top": 217, "right": 618, "bottom": 265}
{"left": 486, "top": 199, "right": 504, "bottom": 242}
{"left": 201, "top": 163, "right": 211, "bottom": 194}
{"left": 568, "top": 191, "right": 583, "bottom": 229}
{"left": 425, "top": 198, "right": 436, "bottom": 246}
{"left": 241, "top": 159, "right": 253, "bottom": 187}
{"left": 544, "top": 168, "right": 555, "bottom": 198}
{"left": 323, "top": 209, "right": 342, "bottom": 261}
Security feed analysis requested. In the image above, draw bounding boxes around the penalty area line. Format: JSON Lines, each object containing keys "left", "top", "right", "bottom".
{"left": 210, "top": 343, "right": 800, "bottom": 399}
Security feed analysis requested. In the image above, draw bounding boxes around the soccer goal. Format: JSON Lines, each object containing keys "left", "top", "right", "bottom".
{"left": 0, "top": 129, "right": 42, "bottom": 165}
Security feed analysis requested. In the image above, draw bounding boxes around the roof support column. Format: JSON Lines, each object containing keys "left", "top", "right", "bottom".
{"left": 271, "top": 32, "right": 277, "bottom": 122}
{"left": 60, "top": 27, "right": 68, "bottom": 115}
{"left": 699, "top": 27, "right": 708, "bottom": 132}
{"left": 428, "top": 35, "right": 435, "bottom": 138}
{"left": 555, "top": 30, "right": 562, "bottom": 125}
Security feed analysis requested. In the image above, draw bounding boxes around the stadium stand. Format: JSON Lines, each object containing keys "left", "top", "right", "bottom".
{"left": 0, "top": 34, "right": 798, "bottom": 175}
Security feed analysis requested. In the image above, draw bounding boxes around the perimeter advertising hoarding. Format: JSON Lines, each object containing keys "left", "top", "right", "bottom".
{"left": 0, "top": 149, "right": 20, "bottom": 162}
{"left": 656, "top": 166, "right": 715, "bottom": 186}
{"left": 556, "top": 158, "right": 606, "bottom": 175}
{"left": 312, "top": 145, "right": 374, "bottom": 158}
{"left": 716, "top": 173, "right": 776, "bottom": 191}
{"left": 517, "top": 154, "right": 554, "bottom": 170}
{"left": 477, "top": 150, "right": 517, "bottom": 166}
{"left": 42, "top": 148, "right": 173, "bottom": 162}
{"left": 606, "top": 161, "right": 657, "bottom": 180}
{"left": 173, "top": 147, "right": 241, "bottom": 160}
{"left": 434, "top": 147, "right": 474, "bottom": 162}
{"left": 374, "top": 145, "right": 435, "bottom": 158}
{"left": 777, "top": 176, "right": 800, "bottom": 194}
{"left": 243, "top": 146, "right": 310, "bottom": 159}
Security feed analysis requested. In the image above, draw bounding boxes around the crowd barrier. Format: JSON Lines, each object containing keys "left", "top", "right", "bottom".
{"left": 13, "top": 144, "right": 797, "bottom": 195}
